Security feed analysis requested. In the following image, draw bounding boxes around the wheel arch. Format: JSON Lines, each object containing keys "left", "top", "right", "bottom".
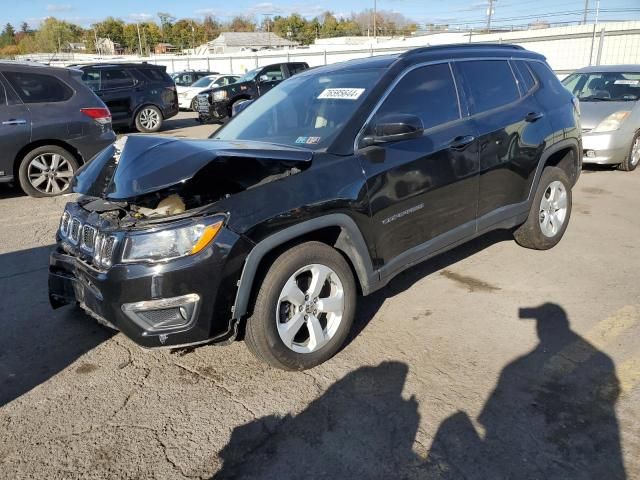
{"left": 231, "top": 214, "right": 377, "bottom": 321}
{"left": 528, "top": 138, "right": 581, "bottom": 201}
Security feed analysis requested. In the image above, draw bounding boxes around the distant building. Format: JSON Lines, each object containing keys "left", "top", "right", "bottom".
{"left": 64, "top": 42, "right": 86, "bottom": 52}
{"left": 207, "top": 32, "right": 297, "bottom": 54}
{"left": 154, "top": 43, "right": 179, "bottom": 54}
{"left": 95, "top": 38, "right": 124, "bottom": 55}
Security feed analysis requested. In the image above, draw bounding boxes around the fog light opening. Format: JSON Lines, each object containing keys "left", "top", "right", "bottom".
{"left": 121, "top": 294, "right": 200, "bottom": 333}
{"left": 585, "top": 150, "right": 596, "bottom": 158}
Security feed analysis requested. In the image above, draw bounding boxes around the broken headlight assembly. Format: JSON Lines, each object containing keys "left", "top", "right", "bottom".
{"left": 122, "top": 218, "right": 224, "bottom": 263}
{"left": 212, "top": 90, "right": 228, "bottom": 101}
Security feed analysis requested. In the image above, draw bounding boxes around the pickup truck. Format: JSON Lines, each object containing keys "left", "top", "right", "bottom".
{"left": 195, "top": 62, "right": 309, "bottom": 123}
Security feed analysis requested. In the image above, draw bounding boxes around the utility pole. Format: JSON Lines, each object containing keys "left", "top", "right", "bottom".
{"left": 373, "top": 0, "right": 377, "bottom": 40}
{"left": 486, "top": 0, "right": 495, "bottom": 32}
{"left": 583, "top": 0, "right": 589, "bottom": 24}
{"left": 136, "top": 22, "right": 143, "bottom": 56}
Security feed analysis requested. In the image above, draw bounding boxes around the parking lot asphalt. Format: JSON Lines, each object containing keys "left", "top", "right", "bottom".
{"left": 0, "top": 116, "right": 639, "bottom": 479}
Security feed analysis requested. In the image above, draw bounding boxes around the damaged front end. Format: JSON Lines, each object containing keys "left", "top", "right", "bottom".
{"left": 48, "top": 135, "right": 312, "bottom": 348}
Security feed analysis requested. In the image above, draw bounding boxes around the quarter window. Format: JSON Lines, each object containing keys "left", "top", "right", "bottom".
{"left": 4, "top": 71, "right": 73, "bottom": 103}
{"left": 512, "top": 60, "right": 537, "bottom": 93}
{"left": 372, "top": 63, "right": 460, "bottom": 131}
{"left": 457, "top": 60, "right": 520, "bottom": 114}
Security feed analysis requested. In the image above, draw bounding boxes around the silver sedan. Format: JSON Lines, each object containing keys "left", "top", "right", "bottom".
{"left": 562, "top": 65, "right": 640, "bottom": 171}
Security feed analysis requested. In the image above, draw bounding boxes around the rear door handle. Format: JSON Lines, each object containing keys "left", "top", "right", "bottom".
{"left": 525, "top": 111, "right": 544, "bottom": 122}
{"left": 448, "top": 135, "right": 476, "bottom": 150}
{"left": 2, "top": 119, "right": 27, "bottom": 126}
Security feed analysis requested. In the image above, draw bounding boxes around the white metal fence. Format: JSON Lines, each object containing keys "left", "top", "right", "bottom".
{"left": 18, "top": 21, "right": 640, "bottom": 75}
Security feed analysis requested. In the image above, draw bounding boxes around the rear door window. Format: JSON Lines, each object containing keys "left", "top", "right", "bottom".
{"left": 102, "top": 68, "right": 134, "bottom": 89}
{"left": 512, "top": 60, "right": 537, "bottom": 94}
{"left": 456, "top": 60, "right": 521, "bottom": 114}
{"left": 140, "top": 68, "right": 166, "bottom": 82}
{"left": 3, "top": 71, "right": 73, "bottom": 103}
{"left": 372, "top": 62, "right": 461, "bottom": 131}
{"left": 287, "top": 64, "right": 307, "bottom": 76}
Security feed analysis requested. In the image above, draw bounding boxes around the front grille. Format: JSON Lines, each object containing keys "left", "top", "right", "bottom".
{"left": 81, "top": 225, "right": 97, "bottom": 253}
{"left": 60, "top": 211, "right": 71, "bottom": 237}
{"left": 60, "top": 208, "right": 118, "bottom": 270}
{"left": 70, "top": 218, "right": 81, "bottom": 244}
{"left": 93, "top": 233, "right": 117, "bottom": 268}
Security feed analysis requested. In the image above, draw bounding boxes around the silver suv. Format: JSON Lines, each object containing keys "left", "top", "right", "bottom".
{"left": 0, "top": 62, "right": 115, "bottom": 197}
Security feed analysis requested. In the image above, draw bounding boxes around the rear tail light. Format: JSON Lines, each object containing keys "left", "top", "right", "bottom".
{"left": 80, "top": 107, "right": 112, "bottom": 125}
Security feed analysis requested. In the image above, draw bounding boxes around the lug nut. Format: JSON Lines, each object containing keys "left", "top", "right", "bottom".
{"left": 305, "top": 295, "right": 309, "bottom": 301}
{"left": 313, "top": 297, "right": 318, "bottom": 304}
{"left": 304, "top": 315, "right": 309, "bottom": 321}
{"left": 313, "top": 309, "right": 318, "bottom": 315}
{"left": 299, "top": 305, "right": 304, "bottom": 312}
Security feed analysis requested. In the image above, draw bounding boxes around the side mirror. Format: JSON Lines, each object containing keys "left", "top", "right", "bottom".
{"left": 361, "top": 114, "right": 424, "bottom": 147}
{"left": 258, "top": 74, "right": 270, "bottom": 83}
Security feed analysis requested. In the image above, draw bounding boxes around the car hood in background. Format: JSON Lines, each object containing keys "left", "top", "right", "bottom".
{"left": 580, "top": 100, "right": 638, "bottom": 130}
{"left": 72, "top": 135, "right": 313, "bottom": 201}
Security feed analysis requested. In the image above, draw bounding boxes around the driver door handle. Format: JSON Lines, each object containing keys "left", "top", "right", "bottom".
{"left": 448, "top": 135, "right": 476, "bottom": 150}
{"left": 525, "top": 111, "right": 544, "bottom": 122}
{"left": 2, "top": 119, "right": 27, "bottom": 126}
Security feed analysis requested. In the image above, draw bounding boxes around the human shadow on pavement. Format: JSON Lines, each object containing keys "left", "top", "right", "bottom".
{"left": 425, "top": 303, "right": 626, "bottom": 479}
{"left": 0, "top": 245, "right": 113, "bottom": 406}
{"left": 213, "top": 361, "right": 423, "bottom": 479}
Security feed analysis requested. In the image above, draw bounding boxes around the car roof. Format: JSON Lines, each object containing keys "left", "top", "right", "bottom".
{"left": 573, "top": 64, "right": 640, "bottom": 73}
{"left": 296, "top": 44, "right": 543, "bottom": 77}
{"left": 77, "top": 63, "right": 162, "bottom": 69}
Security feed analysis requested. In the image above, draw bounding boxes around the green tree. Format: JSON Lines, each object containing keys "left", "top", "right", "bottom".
{"left": 228, "top": 16, "right": 256, "bottom": 32}
{"left": 202, "top": 15, "right": 221, "bottom": 42}
{"left": 0, "top": 23, "right": 16, "bottom": 48}
{"left": 33, "top": 17, "right": 83, "bottom": 53}
{"left": 92, "top": 17, "right": 125, "bottom": 46}
{"left": 20, "top": 22, "right": 30, "bottom": 34}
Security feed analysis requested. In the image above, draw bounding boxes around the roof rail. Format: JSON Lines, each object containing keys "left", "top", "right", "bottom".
{"left": 400, "top": 43, "right": 524, "bottom": 58}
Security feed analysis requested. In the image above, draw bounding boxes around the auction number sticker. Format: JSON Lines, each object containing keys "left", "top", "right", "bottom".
{"left": 318, "top": 88, "right": 365, "bottom": 100}
{"left": 614, "top": 80, "right": 639, "bottom": 86}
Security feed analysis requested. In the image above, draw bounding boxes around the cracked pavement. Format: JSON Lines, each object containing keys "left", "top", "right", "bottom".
{"left": 1, "top": 118, "right": 639, "bottom": 479}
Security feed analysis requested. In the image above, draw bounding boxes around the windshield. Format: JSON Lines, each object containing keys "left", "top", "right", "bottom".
{"left": 562, "top": 72, "right": 640, "bottom": 101}
{"left": 214, "top": 69, "right": 382, "bottom": 150}
{"left": 191, "top": 76, "right": 216, "bottom": 88}
{"left": 238, "top": 68, "right": 261, "bottom": 83}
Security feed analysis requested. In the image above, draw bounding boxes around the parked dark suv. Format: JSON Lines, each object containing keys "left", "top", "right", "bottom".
{"left": 0, "top": 62, "right": 115, "bottom": 197}
{"left": 49, "top": 45, "right": 581, "bottom": 369}
{"left": 195, "top": 61, "right": 308, "bottom": 123}
{"left": 75, "top": 63, "right": 178, "bottom": 133}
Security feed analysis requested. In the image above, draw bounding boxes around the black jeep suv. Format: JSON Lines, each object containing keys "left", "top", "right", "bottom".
{"left": 49, "top": 45, "right": 581, "bottom": 370}
{"left": 75, "top": 63, "right": 179, "bottom": 133}
{"left": 195, "top": 61, "right": 308, "bottom": 123}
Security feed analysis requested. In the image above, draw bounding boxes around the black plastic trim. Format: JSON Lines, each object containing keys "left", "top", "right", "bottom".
{"left": 231, "top": 213, "right": 376, "bottom": 320}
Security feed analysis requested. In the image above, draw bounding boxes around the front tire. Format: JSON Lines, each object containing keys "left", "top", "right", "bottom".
{"left": 618, "top": 132, "right": 640, "bottom": 172}
{"left": 134, "top": 105, "right": 163, "bottom": 133}
{"left": 514, "top": 166, "right": 572, "bottom": 250}
{"left": 245, "top": 241, "right": 356, "bottom": 370}
{"left": 18, "top": 145, "right": 79, "bottom": 198}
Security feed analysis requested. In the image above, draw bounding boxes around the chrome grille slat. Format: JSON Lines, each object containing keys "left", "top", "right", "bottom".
{"left": 70, "top": 218, "right": 82, "bottom": 244}
{"left": 81, "top": 225, "right": 97, "bottom": 253}
{"left": 60, "top": 209, "right": 117, "bottom": 270}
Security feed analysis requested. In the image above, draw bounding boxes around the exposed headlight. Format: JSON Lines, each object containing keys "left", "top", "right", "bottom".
{"left": 592, "top": 111, "right": 631, "bottom": 133}
{"left": 212, "top": 90, "right": 228, "bottom": 101}
{"left": 122, "top": 219, "right": 223, "bottom": 262}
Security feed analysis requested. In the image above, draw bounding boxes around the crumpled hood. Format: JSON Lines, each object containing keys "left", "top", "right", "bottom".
{"left": 72, "top": 135, "right": 313, "bottom": 201}
{"left": 580, "top": 101, "right": 635, "bottom": 130}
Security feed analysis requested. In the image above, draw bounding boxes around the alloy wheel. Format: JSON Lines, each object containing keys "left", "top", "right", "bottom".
{"left": 631, "top": 137, "right": 640, "bottom": 167}
{"left": 276, "top": 263, "right": 345, "bottom": 354}
{"left": 27, "top": 153, "right": 74, "bottom": 195}
{"left": 139, "top": 108, "right": 160, "bottom": 130}
{"left": 539, "top": 180, "right": 568, "bottom": 238}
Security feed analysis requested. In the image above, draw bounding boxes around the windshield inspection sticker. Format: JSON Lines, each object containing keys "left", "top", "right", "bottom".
{"left": 296, "top": 136, "right": 322, "bottom": 144}
{"left": 318, "top": 88, "right": 365, "bottom": 100}
{"left": 614, "top": 80, "right": 639, "bottom": 85}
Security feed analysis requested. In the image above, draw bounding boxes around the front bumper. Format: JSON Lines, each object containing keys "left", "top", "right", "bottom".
{"left": 48, "top": 227, "right": 251, "bottom": 349}
{"left": 582, "top": 131, "right": 629, "bottom": 165}
{"left": 197, "top": 99, "right": 230, "bottom": 122}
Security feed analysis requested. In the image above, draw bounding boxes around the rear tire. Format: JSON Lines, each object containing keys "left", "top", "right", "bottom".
{"left": 245, "top": 241, "right": 356, "bottom": 370}
{"left": 514, "top": 166, "right": 572, "bottom": 250}
{"left": 134, "top": 105, "right": 163, "bottom": 133}
{"left": 617, "top": 132, "right": 640, "bottom": 172}
{"left": 18, "top": 145, "right": 79, "bottom": 198}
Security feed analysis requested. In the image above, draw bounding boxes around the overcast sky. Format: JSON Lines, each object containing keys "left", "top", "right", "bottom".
{"left": 6, "top": 0, "right": 639, "bottom": 29}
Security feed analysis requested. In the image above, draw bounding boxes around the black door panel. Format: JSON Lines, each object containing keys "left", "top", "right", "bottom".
{"left": 358, "top": 63, "right": 479, "bottom": 267}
